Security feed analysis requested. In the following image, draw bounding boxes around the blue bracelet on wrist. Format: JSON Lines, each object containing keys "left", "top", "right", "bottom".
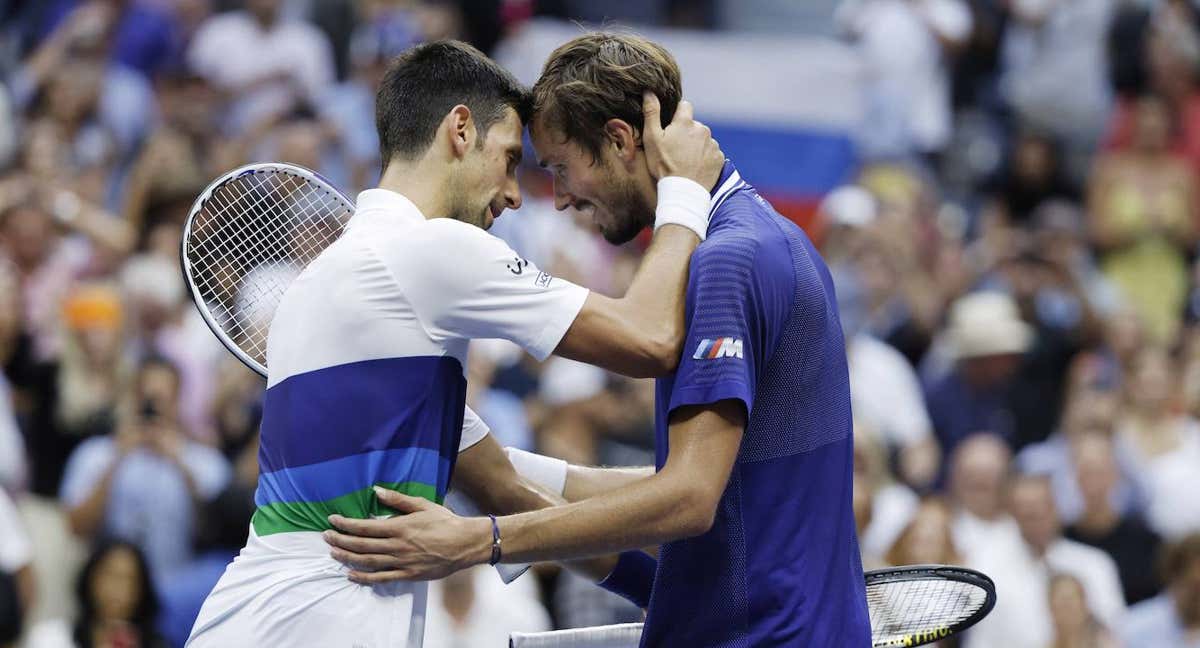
{"left": 598, "top": 550, "right": 657, "bottom": 609}
{"left": 487, "top": 514, "right": 502, "bottom": 566}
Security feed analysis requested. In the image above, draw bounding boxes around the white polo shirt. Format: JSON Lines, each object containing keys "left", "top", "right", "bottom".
{"left": 187, "top": 189, "right": 588, "bottom": 648}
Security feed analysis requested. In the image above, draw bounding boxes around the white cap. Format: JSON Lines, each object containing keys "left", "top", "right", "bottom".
{"left": 947, "top": 292, "right": 1033, "bottom": 359}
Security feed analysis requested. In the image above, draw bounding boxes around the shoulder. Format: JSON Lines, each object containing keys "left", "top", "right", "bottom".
{"left": 695, "top": 197, "right": 794, "bottom": 280}
{"left": 67, "top": 436, "right": 115, "bottom": 465}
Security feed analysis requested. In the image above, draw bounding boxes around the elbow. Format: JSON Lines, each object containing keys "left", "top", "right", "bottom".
{"left": 672, "top": 483, "right": 720, "bottom": 539}
{"left": 641, "top": 329, "right": 684, "bottom": 378}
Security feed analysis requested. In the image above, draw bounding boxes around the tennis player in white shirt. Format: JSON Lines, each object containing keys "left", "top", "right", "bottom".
{"left": 186, "top": 40, "right": 721, "bottom": 647}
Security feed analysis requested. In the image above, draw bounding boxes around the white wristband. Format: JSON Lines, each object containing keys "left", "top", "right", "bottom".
{"left": 505, "top": 447, "right": 569, "bottom": 496}
{"left": 653, "top": 176, "right": 711, "bottom": 240}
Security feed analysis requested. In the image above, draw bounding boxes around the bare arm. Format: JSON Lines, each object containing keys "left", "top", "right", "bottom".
{"left": 324, "top": 400, "right": 745, "bottom": 581}
{"left": 449, "top": 434, "right": 619, "bottom": 580}
{"left": 563, "top": 464, "right": 655, "bottom": 502}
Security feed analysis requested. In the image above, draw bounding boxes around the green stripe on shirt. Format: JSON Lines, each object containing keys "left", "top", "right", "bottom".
{"left": 251, "top": 481, "right": 442, "bottom": 536}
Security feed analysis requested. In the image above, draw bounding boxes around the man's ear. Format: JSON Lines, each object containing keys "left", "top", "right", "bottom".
{"left": 604, "top": 118, "right": 639, "bottom": 165}
{"left": 445, "top": 104, "right": 476, "bottom": 160}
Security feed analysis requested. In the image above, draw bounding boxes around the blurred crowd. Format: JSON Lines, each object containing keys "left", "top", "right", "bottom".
{"left": 0, "top": 0, "right": 1197, "bottom": 647}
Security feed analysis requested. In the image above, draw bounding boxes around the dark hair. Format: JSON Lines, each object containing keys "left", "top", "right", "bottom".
{"left": 0, "top": 570, "right": 20, "bottom": 646}
{"left": 73, "top": 539, "right": 160, "bottom": 648}
{"left": 532, "top": 32, "right": 682, "bottom": 162}
{"left": 1160, "top": 532, "right": 1200, "bottom": 585}
{"left": 375, "top": 40, "right": 531, "bottom": 167}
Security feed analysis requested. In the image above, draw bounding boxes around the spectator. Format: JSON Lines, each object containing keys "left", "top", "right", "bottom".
{"left": 187, "top": 0, "right": 335, "bottom": 133}
{"left": 1000, "top": 0, "right": 1116, "bottom": 154}
{"left": 0, "top": 260, "right": 27, "bottom": 493}
{"left": 1123, "top": 533, "right": 1200, "bottom": 647}
{"left": 72, "top": 540, "right": 166, "bottom": 648}
{"left": 854, "top": 433, "right": 920, "bottom": 564}
{"left": 922, "top": 292, "right": 1032, "bottom": 454}
{"left": 1116, "top": 346, "right": 1200, "bottom": 539}
{"left": 885, "top": 497, "right": 961, "bottom": 566}
{"left": 1017, "top": 382, "right": 1141, "bottom": 526}
{"left": 1046, "top": 572, "right": 1120, "bottom": 648}
{"left": 965, "top": 474, "right": 1126, "bottom": 648}
{"left": 1089, "top": 93, "right": 1198, "bottom": 346}
{"left": 59, "top": 356, "right": 230, "bottom": 577}
{"left": 12, "top": 1, "right": 157, "bottom": 165}
{"left": 1064, "top": 431, "right": 1163, "bottom": 605}
{"left": 837, "top": 0, "right": 973, "bottom": 160}
{"left": 946, "top": 433, "right": 1021, "bottom": 561}
{"left": 22, "top": 0, "right": 183, "bottom": 78}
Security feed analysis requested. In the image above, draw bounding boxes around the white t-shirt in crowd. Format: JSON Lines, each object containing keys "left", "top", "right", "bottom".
{"left": 965, "top": 535, "right": 1126, "bottom": 648}
{"left": 0, "top": 488, "right": 30, "bottom": 573}
{"left": 848, "top": 333, "right": 934, "bottom": 449}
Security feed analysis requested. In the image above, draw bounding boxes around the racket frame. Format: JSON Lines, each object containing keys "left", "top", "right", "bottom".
{"left": 180, "top": 162, "right": 355, "bottom": 378}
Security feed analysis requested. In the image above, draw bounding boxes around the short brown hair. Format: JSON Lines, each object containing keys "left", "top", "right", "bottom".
{"left": 531, "top": 32, "right": 682, "bottom": 161}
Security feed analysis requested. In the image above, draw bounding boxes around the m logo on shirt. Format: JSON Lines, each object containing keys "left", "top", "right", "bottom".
{"left": 693, "top": 337, "right": 744, "bottom": 360}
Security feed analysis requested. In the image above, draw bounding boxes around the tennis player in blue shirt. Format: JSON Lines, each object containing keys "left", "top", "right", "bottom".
{"left": 325, "top": 33, "right": 871, "bottom": 646}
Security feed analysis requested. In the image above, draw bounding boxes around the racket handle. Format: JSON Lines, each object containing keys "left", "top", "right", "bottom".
{"left": 510, "top": 623, "right": 644, "bottom": 648}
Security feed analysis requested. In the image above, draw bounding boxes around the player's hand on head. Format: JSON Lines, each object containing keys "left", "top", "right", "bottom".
{"left": 323, "top": 486, "right": 488, "bottom": 583}
{"left": 641, "top": 92, "right": 725, "bottom": 191}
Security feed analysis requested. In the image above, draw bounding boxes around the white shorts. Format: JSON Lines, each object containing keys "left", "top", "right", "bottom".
{"left": 186, "top": 526, "right": 426, "bottom": 648}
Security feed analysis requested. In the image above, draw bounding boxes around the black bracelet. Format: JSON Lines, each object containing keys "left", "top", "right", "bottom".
{"left": 488, "top": 514, "right": 502, "bottom": 566}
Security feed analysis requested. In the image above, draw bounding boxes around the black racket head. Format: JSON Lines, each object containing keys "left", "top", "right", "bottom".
{"left": 865, "top": 564, "right": 997, "bottom": 647}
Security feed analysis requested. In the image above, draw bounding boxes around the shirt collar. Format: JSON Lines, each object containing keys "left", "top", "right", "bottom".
{"left": 708, "top": 160, "right": 746, "bottom": 217}
{"left": 353, "top": 188, "right": 427, "bottom": 226}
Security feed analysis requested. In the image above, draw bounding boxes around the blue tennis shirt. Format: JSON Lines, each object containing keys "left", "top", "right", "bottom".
{"left": 646, "top": 163, "right": 871, "bottom": 647}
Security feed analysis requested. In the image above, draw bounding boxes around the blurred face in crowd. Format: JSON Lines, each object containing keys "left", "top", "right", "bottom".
{"left": 1009, "top": 476, "right": 1061, "bottom": 554}
{"left": 1047, "top": 574, "right": 1091, "bottom": 636}
{"left": 0, "top": 205, "right": 56, "bottom": 271}
{"left": 159, "top": 76, "right": 219, "bottom": 137}
{"left": 276, "top": 120, "right": 325, "bottom": 174}
{"left": 1012, "top": 133, "right": 1055, "bottom": 187}
{"left": 890, "top": 498, "right": 957, "bottom": 565}
{"left": 136, "top": 362, "right": 180, "bottom": 424}
{"left": 89, "top": 546, "right": 143, "bottom": 622}
{"left": 949, "top": 434, "right": 1011, "bottom": 520}
{"left": 1072, "top": 432, "right": 1119, "bottom": 508}
{"left": 46, "top": 61, "right": 103, "bottom": 127}
{"left": 1133, "top": 96, "right": 1173, "bottom": 154}
{"left": 246, "top": 0, "right": 281, "bottom": 25}
{"left": 1128, "top": 348, "right": 1175, "bottom": 414}
{"left": 960, "top": 354, "right": 1023, "bottom": 390}
{"left": 530, "top": 118, "right": 655, "bottom": 245}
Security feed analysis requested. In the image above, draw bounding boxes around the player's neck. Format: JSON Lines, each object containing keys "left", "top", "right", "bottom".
{"left": 377, "top": 162, "right": 449, "bottom": 220}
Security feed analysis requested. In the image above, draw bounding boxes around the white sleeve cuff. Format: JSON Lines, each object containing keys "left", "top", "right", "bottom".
{"left": 653, "top": 176, "right": 711, "bottom": 240}
{"left": 505, "top": 447, "right": 568, "bottom": 496}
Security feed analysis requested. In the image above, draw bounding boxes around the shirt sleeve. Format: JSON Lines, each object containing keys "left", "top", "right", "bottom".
{"left": 59, "top": 439, "right": 114, "bottom": 508}
{"left": 667, "top": 237, "right": 788, "bottom": 417}
{"left": 384, "top": 219, "right": 589, "bottom": 361}
{"left": 459, "top": 405, "right": 490, "bottom": 452}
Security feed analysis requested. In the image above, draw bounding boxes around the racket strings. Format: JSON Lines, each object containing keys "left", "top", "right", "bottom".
{"left": 185, "top": 170, "right": 351, "bottom": 368}
{"left": 867, "top": 578, "right": 987, "bottom": 642}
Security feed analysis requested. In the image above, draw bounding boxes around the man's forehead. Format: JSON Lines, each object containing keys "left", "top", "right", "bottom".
{"left": 529, "top": 118, "right": 573, "bottom": 166}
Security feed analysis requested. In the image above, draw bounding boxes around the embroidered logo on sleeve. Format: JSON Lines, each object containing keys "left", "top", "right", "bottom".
{"left": 535, "top": 271, "right": 553, "bottom": 288}
{"left": 692, "top": 337, "right": 744, "bottom": 360}
{"left": 506, "top": 257, "right": 529, "bottom": 275}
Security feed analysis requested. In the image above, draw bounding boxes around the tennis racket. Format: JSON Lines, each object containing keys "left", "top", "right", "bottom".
{"left": 181, "top": 162, "right": 354, "bottom": 377}
{"left": 181, "top": 162, "right": 535, "bottom": 583}
{"left": 509, "top": 564, "right": 996, "bottom": 648}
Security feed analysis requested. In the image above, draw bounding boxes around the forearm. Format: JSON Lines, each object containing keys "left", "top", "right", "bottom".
{"left": 67, "top": 469, "right": 117, "bottom": 536}
{"left": 486, "top": 470, "right": 705, "bottom": 566}
{"left": 564, "top": 464, "right": 655, "bottom": 502}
